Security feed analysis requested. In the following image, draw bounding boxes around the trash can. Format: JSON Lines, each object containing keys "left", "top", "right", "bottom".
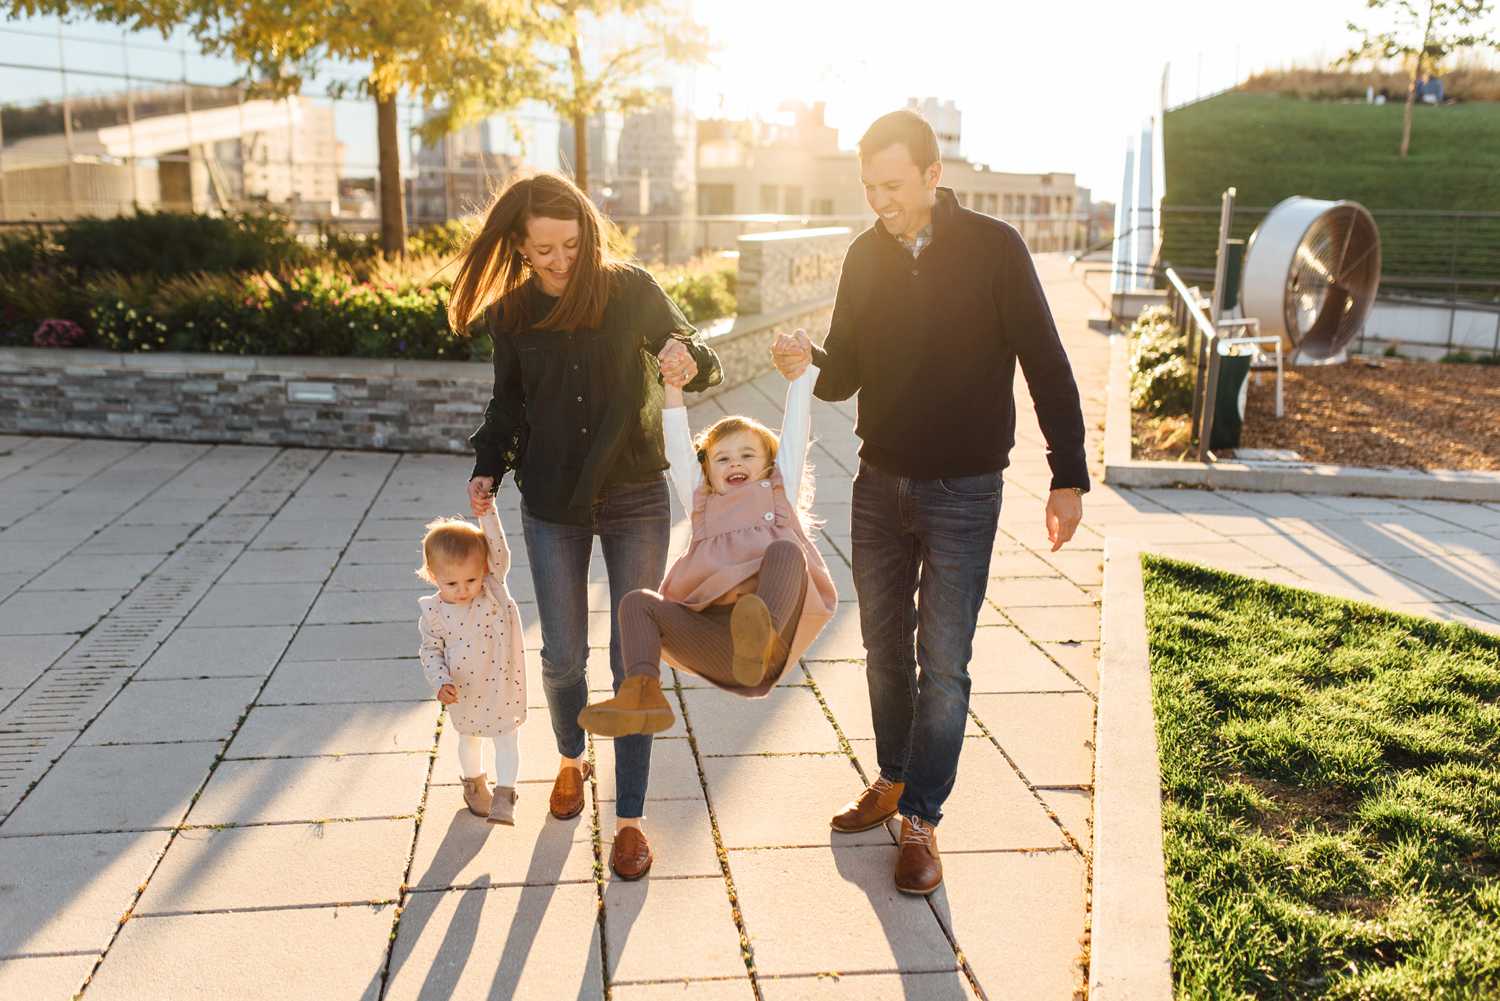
{"left": 1209, "top": 352, "right": 1253, "bottom": 451}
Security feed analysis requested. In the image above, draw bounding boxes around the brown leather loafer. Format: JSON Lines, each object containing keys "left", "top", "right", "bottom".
{"left": 610, "top": 826, "right": 653, "bottom": 880}
{"left": 548, "top": 761, "right": 592, "bottom": 821}
{"left": 894, "top": 815, "right": 942, "bottom": 895}
{"left": 831, "top": 777, "right": 905, "bottom": 833}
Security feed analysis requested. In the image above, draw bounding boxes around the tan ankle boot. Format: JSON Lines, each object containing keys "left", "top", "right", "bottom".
{"left": 730, "top": 594, "right": 785, "bottom": 687}
{"left": 488, "top": 786, "right": 517, "bottom": 826}
{"left": 461, "top": 773, "right": 493, "bottom": 818}
{"left": 577, "top": 675, "right": 675, "bottom": 737}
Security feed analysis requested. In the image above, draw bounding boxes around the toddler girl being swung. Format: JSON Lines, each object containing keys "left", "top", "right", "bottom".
{"left": 578, "top": 343, "right": 838, "bottom": 736}
{"left": 416, "top": 501, "right": 528, "bottom": 824}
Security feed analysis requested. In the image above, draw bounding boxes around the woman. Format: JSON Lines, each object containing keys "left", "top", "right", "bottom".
{"left": 451, "top": 172, "right": 721, "bottom": 880}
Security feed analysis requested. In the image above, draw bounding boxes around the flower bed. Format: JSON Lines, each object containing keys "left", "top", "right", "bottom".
{"left": 0, "top": 212, "right": 736, "bottom": 361}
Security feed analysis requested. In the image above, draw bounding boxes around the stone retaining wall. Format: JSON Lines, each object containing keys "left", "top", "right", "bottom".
{"left": 0, "top": 302, "right": 832, "bottom": 454}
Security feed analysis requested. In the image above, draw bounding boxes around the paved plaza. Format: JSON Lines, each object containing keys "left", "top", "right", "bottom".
{"left": 2, "top": 257, "right": 1498, "bottom": 999}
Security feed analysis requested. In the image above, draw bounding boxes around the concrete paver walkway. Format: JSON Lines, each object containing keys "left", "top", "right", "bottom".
{"left": 2, "top": 255, "right": 1496, "bottom": 999}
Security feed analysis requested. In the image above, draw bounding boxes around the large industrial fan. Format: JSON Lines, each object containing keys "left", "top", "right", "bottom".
{"left": 1239, "top": 197, "right": 1381, "bottom": 362}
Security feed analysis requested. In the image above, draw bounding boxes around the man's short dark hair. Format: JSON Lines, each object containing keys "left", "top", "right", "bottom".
{"left": 858, "top": 110, "right": 940, "bottom": 170}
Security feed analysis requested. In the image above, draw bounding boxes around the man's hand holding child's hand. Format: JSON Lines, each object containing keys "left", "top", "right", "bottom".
{"left": 771, "top": 329, "right": 812, "bottom": 380}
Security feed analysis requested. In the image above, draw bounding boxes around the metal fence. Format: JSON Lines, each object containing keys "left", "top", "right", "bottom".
{"left": 1161, "top": 204, "right": 1500, "bottom": 305}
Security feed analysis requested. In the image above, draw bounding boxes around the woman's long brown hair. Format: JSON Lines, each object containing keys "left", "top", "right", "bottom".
{"left": 447, "top": 172, "right": 627, "bottom": 335}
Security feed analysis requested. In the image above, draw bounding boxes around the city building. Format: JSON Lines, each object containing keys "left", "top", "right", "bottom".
{"left": 407, "top": 117, "right": 520, "bottom": 227}
{"left": 0, "top": 87, "right": 340, "bottom": 221}
{"left": 695, "top": 100, "right": 1090, "bottom": 252}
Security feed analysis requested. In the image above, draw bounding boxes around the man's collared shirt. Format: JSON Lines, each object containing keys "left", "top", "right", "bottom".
{"left": 897, "top": 223, "right": 933, "bottom": 258}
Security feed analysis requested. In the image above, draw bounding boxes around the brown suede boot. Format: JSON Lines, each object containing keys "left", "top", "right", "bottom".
{"left": 830, "top": 776, "right": 905, "bottom": 833}
{"left": 488, "top": 786, "right": 517, "bottom": 826}
{"left": 730, "top": 593, "right": 785, "bottom": 687}
{"left": 461, "top": 773, "right": 493, "bottom": 818}
{"left": 577, "top": 675, "right": 675, "bottom": 737}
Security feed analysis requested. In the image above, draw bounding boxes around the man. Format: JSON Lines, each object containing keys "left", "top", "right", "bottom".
{"left": 771, "top": 109, "right": 1088, "bottom": 895}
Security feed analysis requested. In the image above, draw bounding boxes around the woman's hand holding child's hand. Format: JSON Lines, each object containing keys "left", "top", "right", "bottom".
{"left": 658, "top": 340, "right": 697, "bottom": 389}
{"left": 468, "top": 476, "right": 495, "bottom": 517}
{"left": 437, "top": 683, "right": 459, "bottom": 705}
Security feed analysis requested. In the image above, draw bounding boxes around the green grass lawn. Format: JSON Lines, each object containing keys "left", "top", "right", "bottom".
{"left": 1161, "top": 92, "right": 1500, "bottom": 283}
{"left": 1144, "top": 557, "right": 1500, "bottom": 999}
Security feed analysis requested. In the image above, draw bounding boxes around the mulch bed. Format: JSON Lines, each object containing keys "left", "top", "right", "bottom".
{"left": 1133, "top": 357, "right": 1500, "bottom": 470}
{"left": 1238, "top": 357, "right": 1500, "bottom": 470}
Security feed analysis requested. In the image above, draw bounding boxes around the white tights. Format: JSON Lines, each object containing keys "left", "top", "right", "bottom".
{"left": 458, "top": 731, "right": 521, "bottom": 787}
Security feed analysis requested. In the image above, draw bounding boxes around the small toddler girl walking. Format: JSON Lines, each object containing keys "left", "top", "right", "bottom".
{"left": 578, "top": 356, "right": 838, "bottom": 736}
{"left": 416, "top": 499, "right": 528, "bottom": 824}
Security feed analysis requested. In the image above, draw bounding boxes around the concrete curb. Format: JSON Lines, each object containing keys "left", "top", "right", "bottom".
{"left": 1091, "top": 538, "right": 1173, "bottom": 1001}
{"left": 1102, "top": 334, "right": 1500, "bottom": 501}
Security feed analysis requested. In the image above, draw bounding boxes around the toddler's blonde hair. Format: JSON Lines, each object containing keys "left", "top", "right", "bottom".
{"left": 415, "top": 516, "right": 487, "bottom": 584}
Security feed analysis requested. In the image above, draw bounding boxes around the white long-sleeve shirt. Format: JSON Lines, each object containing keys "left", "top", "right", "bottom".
{"left": 661, "top": 366, "right": 818, "bottom": 512}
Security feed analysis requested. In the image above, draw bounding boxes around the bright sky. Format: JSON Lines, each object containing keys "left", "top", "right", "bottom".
{"left": 689, "top": 0, "right": 1495, "bottom": 195}
{"left": 4, "top": 0, "right": 1496, "bottom": 195}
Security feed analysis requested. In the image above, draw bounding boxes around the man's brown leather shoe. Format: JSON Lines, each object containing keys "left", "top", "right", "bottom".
{"left": 548, "top": 761, "right": 592, "bottom": 821}
{"left": 830, "top": 776, "right": 905, "bottom": 833}
{"left": 610, "top": 826, "right": 653, "bottom": 880}
{"left": 894, "top": 815, "right": 942, "bottom": 895}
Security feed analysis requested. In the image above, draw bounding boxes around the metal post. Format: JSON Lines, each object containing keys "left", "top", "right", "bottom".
{"left": 1446, "top": 212, "right": 1460, "bottom": 350}
{"left": 1197, "top": 343, "right": 1221, "bottom": 463}
{"left": 181, "top": 50, "right": 197, "bottom": 213}
{"left": 0, "top": 66, "right": 9, "bottom": 221}
{"left": 285, "top": 95, "right": 296, "bottom": 222}
{"left": 59, "top": 27, "right": 79, "bottom": 219}
{"left": 122, "top": 33, "right": 139, "bottom": 213}
{"left": 1209, "top": 187, "right": 1235, "bottom": 323}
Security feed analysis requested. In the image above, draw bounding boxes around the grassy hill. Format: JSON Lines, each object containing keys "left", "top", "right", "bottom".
{"left": 1161, "top": 92, "right": 1500, "bottom": 288}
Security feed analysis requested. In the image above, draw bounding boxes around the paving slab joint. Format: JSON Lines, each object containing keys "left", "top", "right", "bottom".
{"left": 1090, "top": 538, "right": 1173, "bottom": 1001}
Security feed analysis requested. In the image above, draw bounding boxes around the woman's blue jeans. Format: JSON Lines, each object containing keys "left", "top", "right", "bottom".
{"left": 520, "top": 476, "right": 671, "bottom": 820}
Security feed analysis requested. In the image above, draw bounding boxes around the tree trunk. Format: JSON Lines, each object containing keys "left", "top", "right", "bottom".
{"left": 567, "top": 28, "right": 590, "bottom": 196}
{"left": 376, "top": 91, "right": 407, "bottom": 256}
{"left": 573, "top": 111, "right": 589, "bottom": 194}
{"left": 1400, "top": 1, "right": 1436, "bottom": 160}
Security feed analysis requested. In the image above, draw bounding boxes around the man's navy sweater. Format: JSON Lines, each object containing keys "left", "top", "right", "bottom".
{"left": 811, "top": 187, "right": 1090, "bottom": 493}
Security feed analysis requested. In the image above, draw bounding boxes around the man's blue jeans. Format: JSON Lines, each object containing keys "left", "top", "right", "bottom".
{"left": 851, "top": 460, "right": 1000, "bottom": 826}
{"left": 520, "top": 477, "right": 671, "bottom": 820}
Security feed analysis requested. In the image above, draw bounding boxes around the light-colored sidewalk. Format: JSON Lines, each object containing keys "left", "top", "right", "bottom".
{"left": 2, "top": 255, "right": 1496, "bottom": 1000}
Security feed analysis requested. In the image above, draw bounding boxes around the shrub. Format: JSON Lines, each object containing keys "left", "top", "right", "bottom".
{"left": 406, "top": 219, "right": 474, "bottom": 261}
{"left": 1129, "top": 305, "right": 1194, "bottom": 416}
{"left": 56, "top": 211, "right": 309, "bottom": 277}
{"left": 1441, "top": 349, "right": 1500, "bottom": 366}
{"left": 31, "top": 318, "right": 86, "bottom": 348}
{"left": 656, "top": 256, "right": 737, "bottom": 325}
{"left": 0, "top": 226, "right": 59, "bottom": 274}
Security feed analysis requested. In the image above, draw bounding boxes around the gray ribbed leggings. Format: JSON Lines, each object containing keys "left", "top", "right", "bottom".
{"left": 620, "top": 539, "right": 808, "bottom": 695}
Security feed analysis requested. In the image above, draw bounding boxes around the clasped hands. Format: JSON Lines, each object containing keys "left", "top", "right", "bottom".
{"left": 764, "top": 327, "right": 1082, "bottom": 551}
